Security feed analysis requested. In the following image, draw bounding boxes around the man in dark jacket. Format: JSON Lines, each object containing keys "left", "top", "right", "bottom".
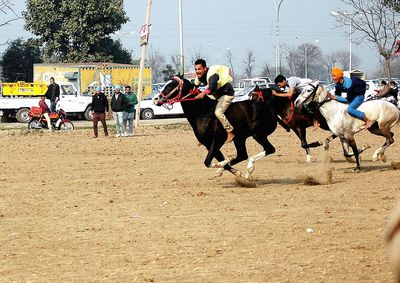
{"left": 111, "top": 84, "right": 127, "bottom": 137}
{"left": 91, "top": 86, "right": 109, "bottom": 138}
{"left": 45, "top": 77, "right": 60, "bottom": 112}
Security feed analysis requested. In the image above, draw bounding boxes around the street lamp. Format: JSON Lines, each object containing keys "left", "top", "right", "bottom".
{"left": 273, "top": 0, "right": 284, "bottom": 76}
{"left": 296, "top": 36, "right": 319, "bottom": 78}
{"left": 217, "top": 47, "right": 231, "bottom": 64}
{"left": 331, "top": 10, "right": 359, "bottom": 71}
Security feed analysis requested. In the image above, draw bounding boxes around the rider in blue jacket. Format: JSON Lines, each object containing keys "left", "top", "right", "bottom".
{"left": 327, "top": 67, "right": 374, "bottom": 128}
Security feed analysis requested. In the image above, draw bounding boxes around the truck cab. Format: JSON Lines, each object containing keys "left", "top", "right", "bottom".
{"left": 58, "top": 83, "right": 93, "bottom": 120}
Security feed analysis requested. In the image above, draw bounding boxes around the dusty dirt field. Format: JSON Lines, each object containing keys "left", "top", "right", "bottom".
{"left": 0, "top": 123, "right": 399, "bottom": 282}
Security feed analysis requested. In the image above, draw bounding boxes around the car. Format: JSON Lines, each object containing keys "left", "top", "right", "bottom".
{"left": 364, "top": 80, "right": 381, "bottom": 101}
{"left": 138, "top": 93, "right": 184, "bottom": 120}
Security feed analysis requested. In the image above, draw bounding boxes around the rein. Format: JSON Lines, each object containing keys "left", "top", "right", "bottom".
{"left": 159, "top": 77, "right": 198, "bottom": 106}
{"left": 301, "top": 84, "right": 332, "bottom": 115}
{"left": 284, "top": 98, "right": 295, "bottom": 125}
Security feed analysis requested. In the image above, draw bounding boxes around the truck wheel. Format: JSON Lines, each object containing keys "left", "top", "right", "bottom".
{"left": 141, "top": 109, "right": 154, "bottom": 120}
{"left": 84, "top": 107, "right": 93, "bottom": 121}
{"left": 16, "top": 108, "right": 30, "bottom": 123}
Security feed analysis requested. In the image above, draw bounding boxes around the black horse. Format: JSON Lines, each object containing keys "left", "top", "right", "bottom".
{"left": 257, "top": 86, "right": 328, "bottom": 162}
{"left": 156, "top": 77, "right": 277, "bottom": 178}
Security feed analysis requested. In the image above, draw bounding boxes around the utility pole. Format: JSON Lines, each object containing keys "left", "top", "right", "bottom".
{"left": 134, "top": 0, "right": 153, "bottom": 129}
{"left": 273, "top": 0, "right": 284, "bottom": 77}
{"left": 178, "top": 0, "right": 184, "bottom": 75}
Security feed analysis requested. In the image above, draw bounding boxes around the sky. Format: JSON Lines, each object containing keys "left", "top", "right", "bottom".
{"left": 1, "top": 0, "right": 382, "bottom": 78}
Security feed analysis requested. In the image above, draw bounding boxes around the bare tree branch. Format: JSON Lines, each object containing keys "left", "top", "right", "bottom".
{"left": 335, "top": 0, "right": 400, "bottom": 78}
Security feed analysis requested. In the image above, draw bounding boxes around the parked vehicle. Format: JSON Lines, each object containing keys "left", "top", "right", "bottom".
{"left": 139, "top": 94, "right": 184, "bottom": 120}
{"left": 0, "top": 82, "right": 93, "bottom": 122}
{"left": 364, "top": 80, "right": 381, "bottom": 101}
{"left": 27, "top": 107, "right": 74, "bottom": 131}
{"left": 234, "top": 77, "right": 272, "bottom": 93}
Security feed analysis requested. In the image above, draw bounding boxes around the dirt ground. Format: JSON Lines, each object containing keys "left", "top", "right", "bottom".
{"left": 0, "top": 123, "right": 399, "bottom": 282}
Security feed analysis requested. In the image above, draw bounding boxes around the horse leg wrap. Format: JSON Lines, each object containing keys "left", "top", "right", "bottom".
{"left": 247, "top": 151, "right": 266, "bottom": 173}
{"left": 211, "top": 157, "right": 232, "bottom": 168}
{"left": 372, "top": 147, "right": 383, "bottom": 162}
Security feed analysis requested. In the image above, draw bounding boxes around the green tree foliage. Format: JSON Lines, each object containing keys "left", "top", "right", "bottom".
{"left": 161, "top": 64, "right": 176, "bottom": 82}
{"left": 384, "top": 0, "right": 400, "bottom": 12}
{"left": 102, "top": 39, "right": 132, "bottom": 64}
{"left": 23, "top": 0, "right": 129, "bottom": 62}
{"left": 0, "top": 38, "right": 42, "bottom": 81}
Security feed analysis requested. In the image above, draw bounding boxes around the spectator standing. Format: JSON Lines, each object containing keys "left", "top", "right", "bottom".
{"left": 123, "top": 85, "right": 138, "bottom": 137}
{"left": 91, "top": 86, "right": 109, "bottom": 138}
{"left": 111, "top": 84, "right": 127, "bottom": 137}
{"left": 45, "top": 77, "right": 60, "bottom": 112}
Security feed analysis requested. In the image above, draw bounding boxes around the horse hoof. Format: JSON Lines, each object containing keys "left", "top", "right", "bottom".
{"left": 306, "top": 155, "right": 313, "bottom": 163}
{"left": 247, "top": 165, "right": 255, "bottom": 174}
{"left": 381, "top": 154, "right": 387, "bottom": 163}
{"left": 372, "top": 156, "right": 378, "bottom": 163}
{"left": 353, "top": 167, "right": 361, "bottom": 173}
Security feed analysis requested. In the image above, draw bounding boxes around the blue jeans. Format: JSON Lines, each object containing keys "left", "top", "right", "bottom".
{"left": 335, "top": 95, "right": 366, "bottom": 120}
{"left": 112, "top": 111, "right": 125, "bottom": 134}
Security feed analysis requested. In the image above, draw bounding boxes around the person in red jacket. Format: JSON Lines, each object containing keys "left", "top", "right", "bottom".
{"left": 38, "top": 96, "right": 52, "bottom": 131}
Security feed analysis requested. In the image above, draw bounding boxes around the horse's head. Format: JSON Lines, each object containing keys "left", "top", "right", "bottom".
{"left": 156, "top": 76, "right": 194, "bottom": 106}
{"left": 294, "top": 80, "right": 320, "bottom": 108}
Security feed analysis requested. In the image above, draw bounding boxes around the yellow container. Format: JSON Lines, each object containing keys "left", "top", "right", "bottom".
{"left": 1, "top": 81, "right": 48, "bottom": 96}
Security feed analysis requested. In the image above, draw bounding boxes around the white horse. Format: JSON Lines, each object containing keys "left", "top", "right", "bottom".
{"left": 294, "top": 81, "right": 400, "bottom": 172}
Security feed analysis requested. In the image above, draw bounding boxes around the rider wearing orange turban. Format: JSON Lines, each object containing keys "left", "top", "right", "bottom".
{"left": 328, "top": 67, "right": 374, "bottom": 128}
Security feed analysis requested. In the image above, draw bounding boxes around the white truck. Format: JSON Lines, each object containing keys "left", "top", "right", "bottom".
{"left": 234, "top": 77, "right": 273, "bottom": 94}
{"left": 0, "top": 82, "right": 93, "bottom": 123}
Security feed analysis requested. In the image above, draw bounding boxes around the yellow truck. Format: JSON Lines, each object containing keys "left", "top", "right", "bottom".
{"left": 1, "top": 81, "right": 48, "bottom": 96}
{"left": 33, "top": 62, "right": 152, "bottom": 97}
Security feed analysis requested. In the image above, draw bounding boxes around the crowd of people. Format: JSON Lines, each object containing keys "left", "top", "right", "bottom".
{"left": 91, "top": 84, "right": 138, "bottom": 138}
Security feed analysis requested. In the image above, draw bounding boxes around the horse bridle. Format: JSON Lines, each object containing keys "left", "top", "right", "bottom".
{"left": 159, "top": 76, "right": 198, "bottom": 106}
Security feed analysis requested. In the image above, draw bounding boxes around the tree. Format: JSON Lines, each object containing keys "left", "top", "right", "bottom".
{"left": 190, "top": 47, "right": 208, "bottom": 65}
{"left": 170, "top": 53, "right": 181, "bottom": 74}
{"left": 161, "top": 64, "right": 176, "bottom": 81}
{"left": 242, "top": 50, "right": 255, "bottom": 78}
{"left": 284, "top": 45, "right": 301, "bottom": 76}
{"left": 1, "top": 0, "right": 21, "bottom": 46}
{"left": 335, "top": 0, "right": 400, "bottom": 79}
{"left": 23, "top": 0, "right": 128, "bottom": 62}
{"left": 102, "top": 39, "right": 132, "bottom": 64}
{"left": 1, "top": 0, "right": 21, "bottom": 29}
{"left": 324, "top": 50, "right": 361, "bottom": 71}
{"left": 383, "top": 0, "right": 400, "bottom": 12}
{"left": 295, "top": 43, "right": 323, "bottom": 78}
{"left": 147, "top": 47, "right": 166, "bottom": 83}
{"left": 0, "top": 38, "right": 42, "bottom": 82}
{"left": 259, "top": 62, "right": 273, "bottom": 79}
